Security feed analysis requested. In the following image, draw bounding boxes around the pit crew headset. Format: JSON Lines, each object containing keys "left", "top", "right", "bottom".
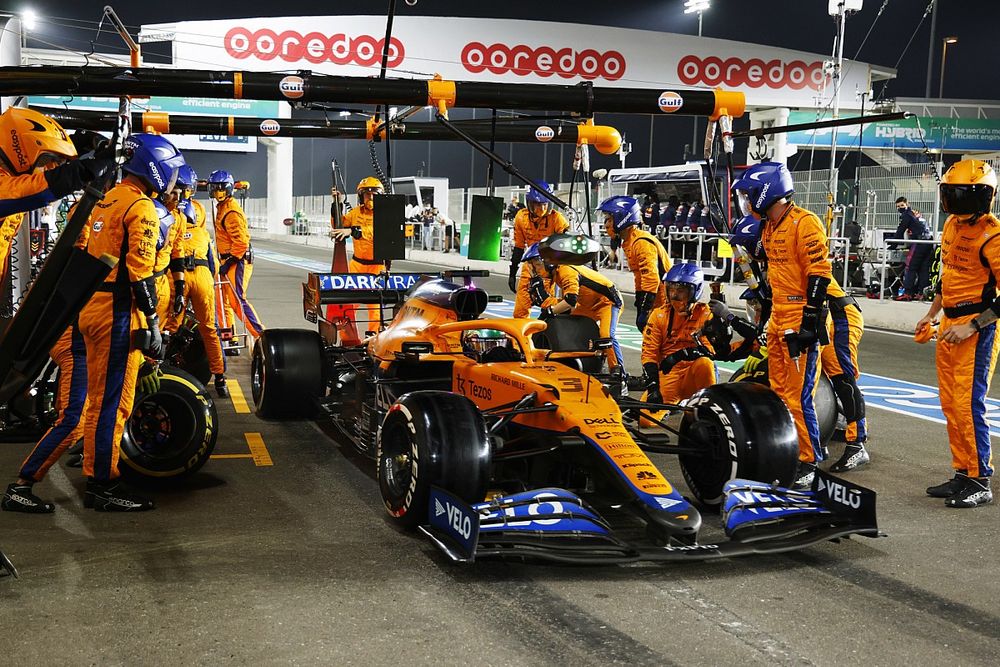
{"left": 941, "top": 160, "right": 1000, "bottom": 332}
{"left": 597, "top": 195, "right": 654, "bottom": 325}
{"left": 731, "top": 161, "right": 828, "bottom": 349}
{"left": 508, "top": 181, "right": 556, "bottom": 291}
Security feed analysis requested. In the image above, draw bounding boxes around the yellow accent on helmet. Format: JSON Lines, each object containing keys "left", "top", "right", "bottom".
{"left": 357, "top": 176, "right": 384, "bottom": 193}
{"left": 0, "top": 107, "right": 77, "bottom": 175}
{"left": 942, "top": 159, "right": 998, "bottom": 188}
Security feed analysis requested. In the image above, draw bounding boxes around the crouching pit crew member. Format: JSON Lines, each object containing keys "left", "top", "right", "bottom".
{"left": 917, "top": 159, "right": 1000, "bottom": 508}
{"left": 599, "top": 195, "right": 672, "bottom": 331}
{"left": 640, "top": 263, "right": 715, "bottom": 405}
{"left": 508, "top": 181, "right": 569, "bottom": 318}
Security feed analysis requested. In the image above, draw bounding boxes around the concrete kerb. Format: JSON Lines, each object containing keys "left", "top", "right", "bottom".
{"left": 257, "top": 231, "right": 928, "bottom": 334}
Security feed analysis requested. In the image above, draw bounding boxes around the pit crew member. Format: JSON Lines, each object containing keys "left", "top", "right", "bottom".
{"left": 917, "top": 159, "right": 1000, "bottom": 508}
{"left": 640, "top": 263, "right": 715, "bottom": 405}
{"left": 331, "top": 177, "right": 390, "bottom": 333}
{"left": 599, "top": 195, "right": 672, "bottom": 330}
{"left": 210, "top": 169, "right": 264, "bottom": 340}
{"left": 507, "top": 181, "right": 569, "bottom": 318}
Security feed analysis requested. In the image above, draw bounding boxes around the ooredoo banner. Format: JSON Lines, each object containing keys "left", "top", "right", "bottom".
{"left": 141, "top": 16, "right": 881, "bottom": 110}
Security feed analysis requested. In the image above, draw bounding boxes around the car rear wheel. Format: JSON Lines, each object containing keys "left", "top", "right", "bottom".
{"left": 118, "top": 366, "right": 218, "bottom": 484}
{"left": 678, "top": 382, "right": 798, "bottom": 507}
{"left": 377, "top": 391, "right": 491, "bottom": 529}
{"left": 251, "top": 328, "right": 324, "bottom": 419}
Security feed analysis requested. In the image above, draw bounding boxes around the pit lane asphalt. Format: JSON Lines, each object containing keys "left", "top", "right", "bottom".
{"left": 2, "top": 238, "right": 999, "bottom": 665}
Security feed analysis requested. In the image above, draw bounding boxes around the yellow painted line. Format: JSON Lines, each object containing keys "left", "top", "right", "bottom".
{"left": 245, "top": 432, "right": 273, "bottom": 467}
{"left": 210, "top": 454, "right": 253, "bottom": 460}
{"left": 228, "top": 378, "right": 251, "bottom": 414}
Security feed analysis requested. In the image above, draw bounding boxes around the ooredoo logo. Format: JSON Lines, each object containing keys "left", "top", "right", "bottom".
{"left": 224, "top": 27, "right": 404, "bottom": 67}
{"left": 535, "top": 126, "right": 555, "bottom": 142}
{"left": 657, "top": 92, "right": 683, "bottom": 113}
{"left": 461, "top": 42, "right": 625, "bottom": 81}
{"left": 279, "top": 76, "right": 305, "bottom": 99}
{"left": 259, "top": 119, "right": 281, "bottom": 135}
{"left": 678, "top": 55, "right": 827, "bottom": 91}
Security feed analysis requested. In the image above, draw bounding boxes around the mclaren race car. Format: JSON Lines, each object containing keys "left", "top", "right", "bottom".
{"left": 251, "top": 266, "right": 879, "bottom": 564}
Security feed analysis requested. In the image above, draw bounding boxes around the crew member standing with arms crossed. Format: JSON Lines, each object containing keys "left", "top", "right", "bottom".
{"left": 917, "top": 159, "right": 1000, "bottom": 508}
{"left": 508, "top": 182, "right": 569, "bottom": 318}
{"left": 209, "top": 169, "right": 264, "bottom": 343}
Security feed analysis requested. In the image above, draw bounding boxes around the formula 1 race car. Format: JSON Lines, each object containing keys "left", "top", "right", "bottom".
{"left": 251, "top": 270, "right": 879, "bottom": 564}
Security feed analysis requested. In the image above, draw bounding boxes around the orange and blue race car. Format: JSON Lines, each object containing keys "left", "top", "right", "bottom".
{"left": 251, "top": 259, "right": 880, "bottom": 564}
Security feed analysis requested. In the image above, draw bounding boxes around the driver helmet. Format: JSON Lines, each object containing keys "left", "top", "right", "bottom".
{"left": 461, "top": 328, "right": 510, "bottom": 360}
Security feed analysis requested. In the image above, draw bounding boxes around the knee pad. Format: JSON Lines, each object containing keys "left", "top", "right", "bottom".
{"left": 830, "top": 373, "right": 865, "bottom": 422}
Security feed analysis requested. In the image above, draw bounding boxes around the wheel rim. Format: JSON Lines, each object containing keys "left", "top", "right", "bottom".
{"left": 251, "top": 346, "right": 264, "bottom": 406}
{"left": 380, "top": 421, "right": 414, "bottom": 501}
{"left": 125, "top": 393, "right": 198, "bottom": 461}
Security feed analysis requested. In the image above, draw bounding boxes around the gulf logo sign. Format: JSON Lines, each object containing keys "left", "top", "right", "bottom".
{"left": 658, "top": 91, "right": 684, "bottom": 113}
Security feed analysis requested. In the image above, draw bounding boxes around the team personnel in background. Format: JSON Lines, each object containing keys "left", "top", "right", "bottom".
{"left": 891, "top": 196, "right": 934, "bottom": 301}
{"left": 0, "top": 108, "right": 113, "bottom": 287}
{"left": 522, "top": 237, "right": 624, "bottom": 372}
{"left": 732, "top": 162, "right": 831, "bottom": 489}
{"left": 209, "top": 169, "right": 264, "bottom": 341}
{"left": 153, "top": 188, "right": 187, "bottom": 326}
{"left": 599, "top": 195, "right": 672, "bottom": 330}
{"left": 641, "top": 263, "right": 715, "bottom": 405}
{"left": 730, "top": 213, "right": 870, "bottom": 473}
{"left": 331, "top": 177, "right": 389, "bottom": 333}
{"left": 508, "top": 182, "right": 570, "bottom": 318}
{"left": 77, "top": 133, "right": 184, "bottom": 511}
{"left": 917, "top": 159, "right": 1000, "bottom": 508}
{"left": 168, "top": 166, "right": 228, "bottom": 397}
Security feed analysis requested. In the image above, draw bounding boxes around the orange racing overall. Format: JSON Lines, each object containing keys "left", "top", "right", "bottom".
{"left": 543, "top": 264, "right": 624, "bottom": 369}
{"left": 641, "top": 302, "right": 716, "bottom": 403}
{"left": 762, "top": 203, "right": 830, "bottom": 464}
{"left": 215, "top": 196, "right": 264, "bottom": 339}
{"left": 512, "top": 208, "right": 569, "bottom": 318}
{"left": 936, "top": 213, "right": 1000, "bottom": 478}
{"left": 621, "top": 228, "right": 672, "bottom": 316}
{"left": 820, "top": 278, "right": 867, "bottom": 445}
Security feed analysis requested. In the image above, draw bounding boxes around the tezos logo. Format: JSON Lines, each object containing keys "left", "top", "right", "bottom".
{"left": 657, "top": 91, "right": 683, "bottom": 113}
{"left": 259, "top": 119, "right": 281, "bottom": 136}
{"left": 678, "top": 55, "right": 827, "bottom": 91}
{"left": 279, "top": 76, "right": 305, "bottom": 100}
{"left": 224, "top": 27, "right": 404, "bottom": 67}
{"left": 535, "top": 126, "right": 555, "bottom": 142}
{"left": 461, "top": 42, "right": 625, "bottom": 81}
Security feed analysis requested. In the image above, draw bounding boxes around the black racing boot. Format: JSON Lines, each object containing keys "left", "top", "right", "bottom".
{"left": 926, "top": 471, "right": 968, "bottom": 498}
{"left": 793, "top": 461, "right": 816, "bottom": 490}
{"left": 945, "top": 476, "right": 993, "bottom": 508}
{"left": 2, "top": 483, "right": 55, "bottom": 513}
{"left": 214, "top": 374, "right": 230, "bottom": 398}
{"left": 830, "top": 442, "right": 870, "bottom": 473}
{"left": 84, "top": 479, "right": 155, "bottom": 512}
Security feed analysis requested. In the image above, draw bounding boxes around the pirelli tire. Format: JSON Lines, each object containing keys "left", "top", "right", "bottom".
{"left": 531, "top": 315, "right": 604, "bottom": 374}
{"left": 118, "top": 366, "right": 218, "bottom": 484}
{"left": 251, "top": 328, "right": 325, "bottom": 419}
{"left": 377, "top": 391, "right": 491, "bottom": 529}
{"left": 165, "top": 320, "right": 212, "bottom": 386}
{"left": 732, "top": 358, "right": 839, "bottom": 447}
{"left": 677, "top": 382, "right": 798, "bottom": 507}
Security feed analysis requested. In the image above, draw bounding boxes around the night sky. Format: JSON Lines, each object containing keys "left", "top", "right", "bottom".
{"left": 8, "top": 1, "right": 995, "bottom": 192}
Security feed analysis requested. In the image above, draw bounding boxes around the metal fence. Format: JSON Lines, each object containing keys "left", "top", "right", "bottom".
{"left": 855, "top": 162, "right": 941, "bottom": 233}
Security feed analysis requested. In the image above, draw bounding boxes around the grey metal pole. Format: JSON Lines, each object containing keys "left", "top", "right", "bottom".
{"left": 691, "top": 11, "right": 703, "bottom": 158}
{"left": 828, "top": 3, "right": 847, "bottom": 207}
{"left": 924, "top": 0, "right": 938, "bottom": 97}
{"left": 938, "top": 39, "right": 948, "bottom": 98}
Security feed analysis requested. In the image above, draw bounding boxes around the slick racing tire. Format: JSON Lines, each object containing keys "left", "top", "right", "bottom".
{"left": 252, "top": 328, "right": 324, "bottom": 419}
{"left": 531, "top": 315, "right": 604, "bottom": 374}
{"left": 377, "top": 391, "right": 491, "bottom": 529}
{"left": 677, "top": 382, "right": 798, "bottom": 507}
{"left": 731, "top": 357, "right": 839, "bottom": 447}
{"left": 118, "top": 365, "right": 218, "bottom": 484}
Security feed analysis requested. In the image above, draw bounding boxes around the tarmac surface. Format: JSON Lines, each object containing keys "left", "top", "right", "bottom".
{"left": 2, "top": 238, "right": 1000, "bottom": 665}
